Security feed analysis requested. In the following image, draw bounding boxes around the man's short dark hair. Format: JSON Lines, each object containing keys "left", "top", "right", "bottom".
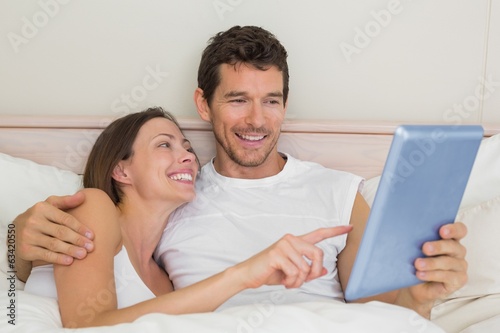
{"left": 197, "top": 25, "right": 289, "bottom": 107}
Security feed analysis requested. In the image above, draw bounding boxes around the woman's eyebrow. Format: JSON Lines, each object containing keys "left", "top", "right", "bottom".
{"left": 155, "top": 133, "right": 191, "bottom": 145}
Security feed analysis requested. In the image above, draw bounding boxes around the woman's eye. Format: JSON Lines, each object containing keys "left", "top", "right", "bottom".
{"left": 159, "top": 142, "right": 171, "bottom": 148}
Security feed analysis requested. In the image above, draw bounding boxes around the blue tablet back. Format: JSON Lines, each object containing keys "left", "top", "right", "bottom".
{"left": 344, "top": 125, "right": 483, "bottom": 301}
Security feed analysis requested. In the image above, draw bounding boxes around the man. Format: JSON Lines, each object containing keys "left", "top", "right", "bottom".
{"left": 14, "top": 26, "right": 467, "bottom": 319}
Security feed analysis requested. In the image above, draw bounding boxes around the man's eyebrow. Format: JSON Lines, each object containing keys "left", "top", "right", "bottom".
{"left": 267, "top": 91, "right": 283, "bottom": 98}
{"left": 223, "top": 91, "right": 247, "bottom": 98}
{"left": 223, "top": 90, "right": 283, "bottom": 98}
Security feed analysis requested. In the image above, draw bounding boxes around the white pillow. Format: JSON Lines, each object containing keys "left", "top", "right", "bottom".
{"left": 0, "top": 153, "right": 82, "bottom": 286}
{"left": 430, "top": 197, "right": 500, "bottom": 332}
{"left": 447, "top": 195, "right": 500, "bottom": 298}
{"left": 461, "top": 133, "right": 500, "bottom": 209}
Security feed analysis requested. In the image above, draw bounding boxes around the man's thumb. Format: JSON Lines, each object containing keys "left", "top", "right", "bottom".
{"left": 46, "top": 191, "right": 85, "bottom": 210}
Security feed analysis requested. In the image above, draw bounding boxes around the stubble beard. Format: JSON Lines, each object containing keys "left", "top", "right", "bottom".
{"left": 213, "top": 128, "right": 279, "bottom": 168}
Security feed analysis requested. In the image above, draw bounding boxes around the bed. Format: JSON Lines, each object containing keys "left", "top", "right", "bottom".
{"left": 1, "top": 115, "right": 499, "bottom": 333}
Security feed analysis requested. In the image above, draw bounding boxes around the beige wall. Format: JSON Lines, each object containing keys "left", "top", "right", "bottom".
{"left": 1, "top": 0, "right": 499, "bottom": 123}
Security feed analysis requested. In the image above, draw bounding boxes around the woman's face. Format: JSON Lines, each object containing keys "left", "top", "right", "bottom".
{"left": 119, "top": 117, "right": 198, "bottom": 207}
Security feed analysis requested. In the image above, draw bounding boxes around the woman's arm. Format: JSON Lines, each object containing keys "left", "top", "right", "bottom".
{"left": 54, "top": 188, "right": 121, "bottom": 327}
{"left": 80, "top": 226, "right": 352, "bottom": 327}
{"left": 55, "top": 189, "right": 351, "bottom": 327}
{"left": 159, "top": 225, "right": 354, "bottom": 316}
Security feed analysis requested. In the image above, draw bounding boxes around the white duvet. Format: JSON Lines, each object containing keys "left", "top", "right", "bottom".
{"left": 1, "top": 289, "right": 447, "bottom": 333}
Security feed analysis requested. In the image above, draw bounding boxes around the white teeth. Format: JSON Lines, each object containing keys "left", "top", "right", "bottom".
{"left": 169, "top": 173, "right": 193, "bottom": 181}
{"left": 240, "top": 134, "right": 265, "bottom": 141}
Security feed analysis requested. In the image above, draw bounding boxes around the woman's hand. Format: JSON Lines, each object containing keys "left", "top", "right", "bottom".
{"left": 236, "top": 226, "right": 353, "bottom": 289}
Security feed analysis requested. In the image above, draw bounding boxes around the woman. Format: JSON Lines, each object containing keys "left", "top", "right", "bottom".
{"left": 24, "top": 107, "right": 352, "bottom": 328}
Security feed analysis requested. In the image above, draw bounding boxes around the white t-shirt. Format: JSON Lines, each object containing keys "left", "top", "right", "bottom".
{"left": 154, "top": 153, "right": 363, "bottom": 309}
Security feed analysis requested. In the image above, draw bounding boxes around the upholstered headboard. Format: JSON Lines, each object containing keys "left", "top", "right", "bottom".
{"left": 1, "top": 115, "right": 499, "bottom": 179}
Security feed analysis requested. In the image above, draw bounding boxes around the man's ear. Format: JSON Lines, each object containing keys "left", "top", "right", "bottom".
{"left": 194, "top": 88, "right": 211, "bottom": 122}
{"left": 111, "top": 162, "right": 131, "bottom": 185}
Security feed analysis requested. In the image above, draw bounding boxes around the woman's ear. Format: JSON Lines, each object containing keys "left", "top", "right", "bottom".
{"left": 194, "top": 88, "right": 211, "bottom": 122}
{"left": 112, "top": 162, "right": 131, "bottom": 185}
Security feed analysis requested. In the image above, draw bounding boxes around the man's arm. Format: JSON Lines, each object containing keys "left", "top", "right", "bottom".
{"left": 12, "top": 191, "right": 94, "bottom": 282}
{"left": 338, "top": 192, "right": 468, "bottom": 318}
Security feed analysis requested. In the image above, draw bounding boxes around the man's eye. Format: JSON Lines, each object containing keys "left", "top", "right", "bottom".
{"left": 266, "top": 99, "right": 280, "bottom": 105}
{"left": 230, "top": 99, "right": 246, "bottom": 103}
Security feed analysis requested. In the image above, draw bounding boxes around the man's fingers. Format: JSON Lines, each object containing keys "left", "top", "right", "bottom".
{"left": 33, "top": 221, "right": 93, "bottom": 256}
{"left": 46, "top": 192, "right": 92, "bottom": 236}
{"left": 37, "top": 247, "right": 75, "bottom": 266}
{"left": 415, "top": 255, "right": 467, "bottom": 273}
{"left": 44, "top": 206, "right": 94, "bottom": 247}
{"left": 45, "top": 192, "right": 94, "bottom": 240}
{"left": 422, "top": 238, "right": 466, "bottom": 259}
{"left": 414, "top": 237, "right": 468, "bottom": 298}
{"left": 26, "top": 202, "right": 94, "bottom": 250}
{"left": 439, "top": 222, "right": 467, "bottom": 241}
{"left": 46, "top": 233, "right": 89, "bottom": 260}
{"left": 46, "top": 191, "right": 85, "bottom": 211}
{"left": 415, "top": 269, "right": 468, "bottom": 296}
{"left": 17, "top": 201, "right": 94, "bottom": 262}
{"left": 22, "top": 220, "right": 90, "bottom": 260}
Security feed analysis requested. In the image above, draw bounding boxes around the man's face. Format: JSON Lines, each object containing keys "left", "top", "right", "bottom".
{"left": 198, "top": 63, "right": 287, "bottom": 177}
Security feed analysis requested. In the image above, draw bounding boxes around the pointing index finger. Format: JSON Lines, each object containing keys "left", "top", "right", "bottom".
{"left": 300, "top": 225, "right": 353, "bottom": 245}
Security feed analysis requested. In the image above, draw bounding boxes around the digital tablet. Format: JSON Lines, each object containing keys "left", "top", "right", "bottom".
{"left": 344, "top": 125, "right": 483, "bottom": 301}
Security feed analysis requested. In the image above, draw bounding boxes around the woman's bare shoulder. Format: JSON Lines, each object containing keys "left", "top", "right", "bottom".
{"left": 78, "top": 188, "right": 115, "bottom": 205}
{"left": 69, "top": 188, "right": 121, "bottom": 244}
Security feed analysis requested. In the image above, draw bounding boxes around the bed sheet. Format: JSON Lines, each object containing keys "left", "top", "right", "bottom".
{"left": 1, "top": 289, "right": 445, "bottom": 333}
